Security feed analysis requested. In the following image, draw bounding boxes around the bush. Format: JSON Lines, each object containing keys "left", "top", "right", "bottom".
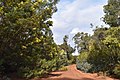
{"left": 17, "top": 56, "right": 67, "bottom": 78}
{"left": 59, "top": 66, "right": 68, "bottom": 71}
{"left": 76, "top": 59, "right": 92, "bottom": 73}
{"left": 0, "top": 0, "right": 60, "bottom": 79}
{"left": 87, "top": 27, "right": 120, "bottom": 74}
{"left": 113, "top": 63, "right": 120, "bottom": 78}
{"left": 76, "top": 52, "right": 92, "bottom": 73}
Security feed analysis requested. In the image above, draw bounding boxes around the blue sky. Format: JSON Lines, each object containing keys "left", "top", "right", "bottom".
{"left": 51, "top": 0, "right": 108, "bottom": 46}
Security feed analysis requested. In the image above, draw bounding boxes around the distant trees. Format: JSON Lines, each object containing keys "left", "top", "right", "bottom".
{"left": 75, "top": 0, "right": 120, "bottom": 78}
{"left": 73, "top": 32, "right": 90, "bottom": 53}
{"left": 73, "top": 32, "right": 91, "bottom": 72}
{"left": 75, "top": 27, "right": 120, "bottom": 76}
{"left": 59, "top": 35, "right": 75, "bottom": 61}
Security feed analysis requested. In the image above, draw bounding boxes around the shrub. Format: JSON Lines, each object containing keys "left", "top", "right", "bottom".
{"left": 113, "top": 62, "right": 120, "bottom": 78}
{"left": 59, "top": 66, "right": 68, "bottom": 71}
{"left": 76, "top": 52, "right": 92, "bottom": 73}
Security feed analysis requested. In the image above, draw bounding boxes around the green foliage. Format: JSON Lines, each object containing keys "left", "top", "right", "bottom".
{"left": 73, "top": 32, "right": 90, "bottom": 53}
{"left": 103, "top": 0, "right": 120, "bottom": 27}
{"left": 18, "top": 57, "right": 65, "bottom": 78}
{"left": 76, "top": 51, "right": 92, "bottom": 73}
{"left": 59, "top": 66, "right": 68, "bottom": 71}
{"left": 59, "top": 35, "right": 75, "bottom": 61}
{"left": 113, "top": 62, "right": 120, "bottom": 78}
{"left": 73, "top": 0, "right": 120, "bottom": 78}
{"left": 74, "top": 27, "right": 120, "bottom": 78}
{"left": 88, "top": 27, "right": 120, "bottom": 72}
{"left": 70, "top": 56, "right": 77, "bottom": 64}
{"left": 73, "top": 32, "right": 92, "bottom": 72}
{"left": 0, "top": 0, "right": 67, "bottom": 78}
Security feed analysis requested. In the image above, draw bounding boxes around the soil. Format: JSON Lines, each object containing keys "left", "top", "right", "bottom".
{"left": 32, "top": 64, "right": 119, "bottom": 80}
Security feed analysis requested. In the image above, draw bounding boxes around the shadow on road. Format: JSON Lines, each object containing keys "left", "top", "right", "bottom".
{"left": 40, "top": 77, "right": 95, "bottom": 80}
{"left": 48, "top": 73, "right": 62, "bottom": 77}
{"left": 80, "top": 78, "right": 94, "bottom": 80}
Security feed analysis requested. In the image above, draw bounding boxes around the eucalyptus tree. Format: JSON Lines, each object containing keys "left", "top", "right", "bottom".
{"left": 59, "top": 35, "right": 74, "bottom": 60}
{"left": 73, "top": 32, "right": 90, "bottom": 53}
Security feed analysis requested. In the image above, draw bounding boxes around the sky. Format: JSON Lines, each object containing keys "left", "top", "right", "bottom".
{"left": 51, "top": 0, "right": 108, "bottom": 47}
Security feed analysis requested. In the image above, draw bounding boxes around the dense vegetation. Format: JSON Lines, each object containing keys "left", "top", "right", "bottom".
{"left": 0, "top": 0, "right": 120, "bottom": 79}
{"left": 103, "top": 0, "right": 120, "bottom": 27}
{"left": 0, "top": 0, "right": 74, "bottom": 79}
{"left": 75, "top": 0, "right": 120, "bottom": 78}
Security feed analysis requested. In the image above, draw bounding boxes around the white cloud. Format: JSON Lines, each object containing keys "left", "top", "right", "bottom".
{"left": 51, "top": 0, "right": 108, "bottom": 44}
{"left": 70, "top": 28, "right": 81, "bottom": 34}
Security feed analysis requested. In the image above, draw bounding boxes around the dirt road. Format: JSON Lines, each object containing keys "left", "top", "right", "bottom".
{"left": 38, "top": 64, "right": 118, "bottom": 80}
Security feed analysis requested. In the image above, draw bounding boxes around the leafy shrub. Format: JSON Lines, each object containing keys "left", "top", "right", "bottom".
{"left": 0, "top": 0, "right": 61, "bottom": 79}
{"left": 76, "top": 59, "right": 92, "bottom": 73}
{"left": 17, "top": 57, "right": 66, "bottom": 78}
{"left": 59, "top": 66, "right": 68, "bottom": 71}
{"left": 76, "top": 52, "right": 92, "bottom": 72}
{"left": 113, "top": 62, "right": 120, "bottom": 78}
{"left": 87, "top": 27, "right": 120, "bottom": 74}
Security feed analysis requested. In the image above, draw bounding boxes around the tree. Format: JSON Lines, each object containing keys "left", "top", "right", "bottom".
{"left": 87, "top": 27, "right": 120, "bottom": 73}
{"left": 0, "top": 0, "right": 61, "bottom": 78}
{"left": 63, "top": 35, "right": 68, "bottom": 43}
{"left": 73, "top": 32, "right": 90, "bottom": 53}
{"left": 59, "top": 35, "right": 74, "bottom": 60}
{"left": 103, "top": 0, "right": 120, "bottom": 27}
{"left": 73, "top": 32, "right": 91, "bottom": 72}
{"left": 74, "top": 0, "right": 120, "bottom": 78}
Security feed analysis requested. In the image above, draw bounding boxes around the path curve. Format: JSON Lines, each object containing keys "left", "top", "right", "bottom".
{"left": 36, "top": 64, "right": 118, "bottom": 80}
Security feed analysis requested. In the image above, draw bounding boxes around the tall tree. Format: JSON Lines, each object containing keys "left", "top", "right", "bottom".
{"left": 63, "top": 35, "right": 68, "bottom": 43}
{"left": 59, "top": 35, "right": 74, "bottom": 60}
{"left": 73, "top": 32, "right": 90, "bottom": 53}
{"left": 0, "top": 0, "right": 60, "bottom": 78}
{"left": 87, "top": 27, "right": 120, "bottom": 73}
{"left": 103, "top": 0, "right": 120, "bottom": 27}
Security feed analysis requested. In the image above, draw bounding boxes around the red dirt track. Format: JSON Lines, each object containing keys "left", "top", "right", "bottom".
{"left": 34, "top": 64, "right": 118, "bottom": 80}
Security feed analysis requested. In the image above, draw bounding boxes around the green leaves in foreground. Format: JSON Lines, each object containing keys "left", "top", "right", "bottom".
{"left": 0, "top": 0, "right": 67, "bottom": 78}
